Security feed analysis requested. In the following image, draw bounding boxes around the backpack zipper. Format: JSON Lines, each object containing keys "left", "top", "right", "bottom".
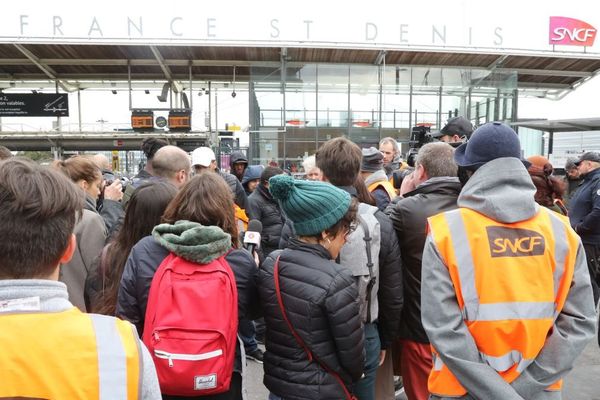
{"left": 154, "top": 349, "right": 224, "bottom": 368}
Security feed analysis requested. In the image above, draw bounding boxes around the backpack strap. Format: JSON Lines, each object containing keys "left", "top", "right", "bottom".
{"left": 273, "top": 257, "right": 357, "bottom": 400}
{"left": 357, "top": 214, "right": 376, "bottom": 322}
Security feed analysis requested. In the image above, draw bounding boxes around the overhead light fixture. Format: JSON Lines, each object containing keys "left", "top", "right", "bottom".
{"left": 111, "top": 90, "right": 117, "bottom": 95}
{"left": 231, "top": 66, "right": 237, "bottom": 98}
{"left": 144, "top": 90, "right": 150, "bottom": 94}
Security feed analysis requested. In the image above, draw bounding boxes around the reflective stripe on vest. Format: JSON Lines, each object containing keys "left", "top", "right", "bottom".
{"left": 367, "top": 180, "right": 397, "bottom": 201}
{"left": 427, "top": 207, "right": 577, "bottom": 396}
{"left": 90, "top": 314, "right": 135, "bottom": 400}
{"left": 0, "top": 308, "right": 141, "bottom": 400}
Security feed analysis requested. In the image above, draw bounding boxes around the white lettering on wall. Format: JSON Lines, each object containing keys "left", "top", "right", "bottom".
{"left": 366, "top": 22, "right": 378, "bottom": 41}
{"left": 20, "top": 15, "right": 28, "bottom": 35}
{"left": 170, "top": 17, "right": 183, "bottom": 37}
{"left": 128, "top": 17, "right": 143, "bottom": 37}
{"left": 432, "top": 25, "right": 446, "bottom": 44}
{"left": 53, "top": 16, "right": 63, "bottom": 36}
{"left": 270, "top": 19, "right": 280, "bottom": 38}
{"left": 88, "top": 17, "right": 103, "bottom": 37}
{"left": 494, "top": 27, "right": 503, "bottom": 46}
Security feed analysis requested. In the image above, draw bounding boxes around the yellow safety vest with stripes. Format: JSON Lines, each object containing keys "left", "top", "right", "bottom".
{"left": 0, "top": 308, "right": 141, "bottom": 399}
{"left": 426, "top": 207, "right": 577, "bottom": 397}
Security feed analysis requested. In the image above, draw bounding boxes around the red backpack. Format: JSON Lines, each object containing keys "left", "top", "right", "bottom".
{"left": 142, "top": 253, "right": 238, "bottom": 396}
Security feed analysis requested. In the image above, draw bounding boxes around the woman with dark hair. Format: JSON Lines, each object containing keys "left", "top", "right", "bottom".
{"left": 354, "top": 174, "right": 377, "bottom": 206}
{"left": 117, "top": 172, "right": 259, "bottom": 400}
{"left": 527, "top": 155, "right": 568, "bottom": 215}
{"left": 53, "top": 156, "right": 106, "bottom": 311}
{"left": 87, "top": 181, "right": 178, "bottom": 315}
{"left": 259, "top": 175, "right": 365, "bottom": 400}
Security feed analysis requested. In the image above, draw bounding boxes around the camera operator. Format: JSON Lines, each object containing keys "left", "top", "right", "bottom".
{"left": 88, "top": 154, "right": 125, "bottom": 238}
{"left": 430, "top": 116, "right": 473, "bottom": 144}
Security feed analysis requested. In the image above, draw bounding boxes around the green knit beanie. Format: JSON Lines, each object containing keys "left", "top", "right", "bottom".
{"left": 269, "top": 174, "right": 351, "bottom": 236}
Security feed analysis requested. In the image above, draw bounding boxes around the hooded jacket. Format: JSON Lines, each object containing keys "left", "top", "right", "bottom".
{"left": 259, "top": 239, "right": 365, "bottom": 400}
{"left": 421, "top": 157, "right": 596, "bottom": 400}
{"left": 116, "top": 221, "right": 260, "bottom": 380}
{"left": 386, "top": 176, "right": 461, "bottom": 343}
{"left": 242, "top": 165, "right": 264, "bottom": 194}
{"left": 230, "top": 151, "right": 248, "bottom": 182}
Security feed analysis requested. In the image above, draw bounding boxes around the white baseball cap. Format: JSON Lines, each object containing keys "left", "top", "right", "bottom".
{"left": 191, "top": 147, "right": 216, "bottom": 167}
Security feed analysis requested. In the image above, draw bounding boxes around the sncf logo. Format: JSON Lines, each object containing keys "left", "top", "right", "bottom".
{"left": 486, "top": 226, "right": 545, "bottom": 258}
{"left": 549, "top": 17, "right": 597, "bottom": 46}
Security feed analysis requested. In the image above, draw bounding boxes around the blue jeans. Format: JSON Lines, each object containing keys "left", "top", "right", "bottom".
{"left": 268, "top": 393, "right": 283, "bottom": 400}
{"left": 238, "top": 318, "right": 258, "bottom": 353}
{"left": 352, "top": 322, "right": 381, "bottom": 400}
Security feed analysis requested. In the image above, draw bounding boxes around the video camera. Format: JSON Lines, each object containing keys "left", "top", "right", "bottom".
{"left": 406, "top": 125, "right": 434, "bottom": 167}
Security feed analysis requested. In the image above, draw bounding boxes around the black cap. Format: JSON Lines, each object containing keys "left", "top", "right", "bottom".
{"left": 432, "top": 116, "right": 474, "bottom": 139}
{"left": 574, "top": 152, "right": 600, "bottom": 166}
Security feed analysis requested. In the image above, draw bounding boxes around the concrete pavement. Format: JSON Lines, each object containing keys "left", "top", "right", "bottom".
{"left": 245, "top": 340, "right": 600, "bottom": 399}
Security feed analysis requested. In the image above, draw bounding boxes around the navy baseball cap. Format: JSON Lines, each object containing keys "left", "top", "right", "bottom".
{"left": 432, "top": 116, "right": 474, "bottom": 139}
{"left": 454, "top": 122, "right": 530, "bottom": 170}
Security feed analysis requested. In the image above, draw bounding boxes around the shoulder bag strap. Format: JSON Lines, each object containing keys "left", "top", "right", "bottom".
{"left": 274, "top": 256, "right": 357, "bottom": 400}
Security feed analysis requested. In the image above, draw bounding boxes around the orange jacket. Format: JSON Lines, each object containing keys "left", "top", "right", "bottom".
{"left": 426, "top": 207, "right": 577, "bottom": 397}
{"left": 0, "top": 308, "right": 141, "bottom": 399}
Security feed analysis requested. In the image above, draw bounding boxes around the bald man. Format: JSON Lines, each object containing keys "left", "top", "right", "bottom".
{"left": 151, "top": 145, "right": 191, "bottom": 189}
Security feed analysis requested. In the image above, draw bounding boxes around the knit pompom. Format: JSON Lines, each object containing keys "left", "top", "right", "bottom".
{"left": 269, "top": 174, "right": 295, "bottom": 200}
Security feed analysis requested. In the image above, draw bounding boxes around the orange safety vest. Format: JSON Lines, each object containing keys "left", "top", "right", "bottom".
{"left": 0, "top": 308, "right": 141, "bottom": 399}
{"left": 368, "top": 180, "right": 397, "bottom": 201}
{"left": 235, "top": 204, "right": 249, "bottom": 232}
{"left": 426, "top": 207, "right": 577, "bottom": 397}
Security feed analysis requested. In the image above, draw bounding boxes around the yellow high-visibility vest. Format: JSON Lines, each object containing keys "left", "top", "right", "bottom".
{"left": 0, "top": 308, "right": 141, "bottom": 399}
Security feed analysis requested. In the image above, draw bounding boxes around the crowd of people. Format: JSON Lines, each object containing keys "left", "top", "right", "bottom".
{"left": 0, "top": 118, "right": 598, "bottom": 400}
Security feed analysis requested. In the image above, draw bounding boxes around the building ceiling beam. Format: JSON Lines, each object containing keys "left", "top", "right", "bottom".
{"left": 12, "top": 44, "right": 78, "bottom": 92}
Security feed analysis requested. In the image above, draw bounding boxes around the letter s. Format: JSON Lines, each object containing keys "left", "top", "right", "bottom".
{"left": 270, "top": 19, "right": 280, "bottom": 38}
{"left": 492, "top": 238, "right": 506, "bottom": 253}
{"left": 553, "top": 27, "right": 566, "bottom": 41}
{"left": 494, "top": 27, "right": 503, "bottom": 46}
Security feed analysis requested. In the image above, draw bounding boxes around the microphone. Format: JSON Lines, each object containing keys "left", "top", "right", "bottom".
{"left": 243, "top": 220, "right": 263, "bottom": 255}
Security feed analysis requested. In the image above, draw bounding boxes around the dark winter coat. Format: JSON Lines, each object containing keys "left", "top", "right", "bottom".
{"left": 569, "top": 168, "right": 600, "bottom": 245}
{"left": 259, "top": 239, "right": 365, "bottom": 400}
{"left": 218, "top": 169, "right": 248, "bottom": 210}
{"left": 385, "top": 177, "right": 461, "bottom": 343}
{"left": 247, "top": 185, "right": 286, "bottom": 258}
{"left": 116, "top": 226, "right": 260, "bottom": 380}
{"left": 278, "top": 185, "right": 403, "bottom": 349}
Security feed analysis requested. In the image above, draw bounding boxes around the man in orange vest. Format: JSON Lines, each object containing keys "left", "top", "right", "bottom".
{"left": 0, "top": 158, "right": 160, "bottom": 400}
{"left": 421, "top": 122, "right": 596, "bottom": 399}
{"left": 361, "top": 147, "right": 397, "bottom": 211}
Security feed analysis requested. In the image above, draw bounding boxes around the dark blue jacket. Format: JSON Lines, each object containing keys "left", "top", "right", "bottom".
{"left": 568, "top": 168, "right": 600, "bottom": 245}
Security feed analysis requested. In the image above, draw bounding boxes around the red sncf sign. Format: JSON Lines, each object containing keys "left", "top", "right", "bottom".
{"left": 549, "top": 16, "right": 597, "bottom": 46}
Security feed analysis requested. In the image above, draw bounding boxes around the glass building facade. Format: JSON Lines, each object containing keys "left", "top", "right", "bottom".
{"left": 248, "top": 63, "right": 517, "bottom": 168}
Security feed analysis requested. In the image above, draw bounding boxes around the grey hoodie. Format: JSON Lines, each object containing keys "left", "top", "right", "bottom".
{"left": 0, "top": 280, "right": 161, "bottom": 399}
{"left": 421, "top": 157, "right": 596, "bottom": 400}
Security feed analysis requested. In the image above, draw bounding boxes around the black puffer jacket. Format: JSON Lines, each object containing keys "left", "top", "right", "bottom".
{"left": 259, "top": 239, "right": 365, "bottom": 400}
{"left": 385, "top": 177, "right": 461, "bottom": 343}
{"left": 278, "top": 186, "right": 403, "bottom": 349}
{"left": 247, "top": 185, "right": 286, "bottom": 258}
